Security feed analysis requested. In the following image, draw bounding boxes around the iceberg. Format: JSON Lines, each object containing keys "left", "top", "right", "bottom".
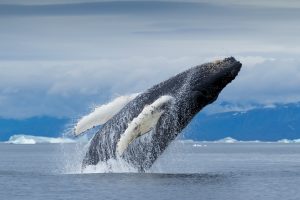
{"left": 277, "top": 139, "right": 300, "bottom": 143}
{"left": 5, "top": 134, "right": 75, "bottom": 144}
{"left": 215, "top": 137, "right": 238, "bottom": 143}
{"left": 179, "top": 137, "right": 300, "bottom": 144}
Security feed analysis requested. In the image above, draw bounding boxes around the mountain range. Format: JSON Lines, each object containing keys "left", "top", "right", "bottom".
{"left": 183, "top": 103, "right": 300, "bottom": 141}
{"left": 1, "top": 103, "right": 300, "bottom": 141}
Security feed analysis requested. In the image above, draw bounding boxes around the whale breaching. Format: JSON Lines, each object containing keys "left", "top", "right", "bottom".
{"left": 76, "top": 57, "right": 242, "bottom": 172}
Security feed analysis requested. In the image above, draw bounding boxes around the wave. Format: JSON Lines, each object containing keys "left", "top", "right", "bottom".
{"left": 5, "top": 134, "right": 75, "bottom": 144}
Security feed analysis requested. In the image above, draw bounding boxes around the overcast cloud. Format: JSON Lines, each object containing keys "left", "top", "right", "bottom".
{"left": 0, "top": 1, "right": 299, "bottom": 119}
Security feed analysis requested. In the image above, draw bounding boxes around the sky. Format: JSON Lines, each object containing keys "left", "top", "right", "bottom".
{"left": 0, "top": 0, "right": 300, "bottom": 119}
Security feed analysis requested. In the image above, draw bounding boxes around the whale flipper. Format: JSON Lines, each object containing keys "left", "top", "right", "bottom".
{"left": 74, "top": 93, "right": 139, "bottom": 136}
{"left": 116, "top": 95, "right": 174, "bottom": 156}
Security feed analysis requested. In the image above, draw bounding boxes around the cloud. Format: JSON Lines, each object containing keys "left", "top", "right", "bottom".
{"left": 218, "top": 57, "right": 300, "bottom": 104}
{"left": 0, "top": 2, "right": 220, "bottom": 16}
{"left": 1, "top": 0, "right": 300, "bottom": 9}
{"left": 1, "top": 1, "right": 299, "bottom": 61}
{"left": 0, "top": 57, "right": 195, "bottom": 118}
{"left": 1, "top": 56, "right": 300, "bottom": 119}
{"left": 0, "top": 1, "right": 299, "bottom": 118}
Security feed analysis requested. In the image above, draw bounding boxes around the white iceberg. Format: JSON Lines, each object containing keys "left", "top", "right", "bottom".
{"left": 182, "top": 137, "right": 300, "bottom": 144}
{"left": 277, "top": 139, "right": 300, "bottom": 143}
{"left": 5, "top": 134, "right": 75, "bottom": 144}
{"left": 294, "top": 139, "right": 300, "bottom": 143}
{"left": 215, "top": 137, "right": 238, "bottom": 143}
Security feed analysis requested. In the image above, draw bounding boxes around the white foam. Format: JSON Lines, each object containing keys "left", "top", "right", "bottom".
{"left": 82, "top": 158, "right": 138, "bottom": 174}
{"left": 116, "top": 95, "right": 174, "bottom": 156}
{"left": 6, "top": 134, "right": 75, "bottom": 144}
{"left": 74, "top": 93, "right": 139, "bottom": 136}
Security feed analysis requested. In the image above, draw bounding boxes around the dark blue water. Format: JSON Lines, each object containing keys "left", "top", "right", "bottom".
{"left": 0, "top": 142, "right": 300, "bottom": 200}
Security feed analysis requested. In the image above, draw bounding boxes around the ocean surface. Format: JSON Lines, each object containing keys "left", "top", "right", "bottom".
{"left": 0, "top": 141, "right": 300, "bottom": 200}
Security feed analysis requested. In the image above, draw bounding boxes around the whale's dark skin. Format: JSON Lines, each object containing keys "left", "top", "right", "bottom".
{"left": 82, "top": 57, "right": 242, "bottom": 172}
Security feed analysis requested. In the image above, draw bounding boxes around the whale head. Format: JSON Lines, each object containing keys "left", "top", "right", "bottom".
{"left": 149, "top": 57, "right": 243, "bottom": 132}
{"left": 182, "top": 57, "right": 242, "bottom": 116}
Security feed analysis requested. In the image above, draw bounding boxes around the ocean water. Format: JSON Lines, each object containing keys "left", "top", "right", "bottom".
{"left": 0, "top": 142, "right": 300, "bottom": 200}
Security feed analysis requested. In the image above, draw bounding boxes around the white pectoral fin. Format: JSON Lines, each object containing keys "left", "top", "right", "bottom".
{"left": 74, "top": 93, "right": 139, "bottom": 136}
{"left": 116, "top": 95, "right": 174, "bottom": 156}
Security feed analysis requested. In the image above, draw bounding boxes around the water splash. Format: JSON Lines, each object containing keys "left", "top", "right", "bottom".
{"left": 82, "top": 158, "right": 138, "bottom": 173}
{"left": 60, "top": 136, "right": 139, "bottom": 174}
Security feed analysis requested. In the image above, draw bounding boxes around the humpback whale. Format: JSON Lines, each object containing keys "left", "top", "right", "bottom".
{"left": 79, "top": 57, "right": 242, "bottom": 172}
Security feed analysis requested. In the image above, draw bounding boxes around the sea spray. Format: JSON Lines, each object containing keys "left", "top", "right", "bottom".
{"left": 60, "top": 94, "right": 142, "bottom": 173}
{"left": 82, "top": 158, "right": 138, "bottom": 173}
